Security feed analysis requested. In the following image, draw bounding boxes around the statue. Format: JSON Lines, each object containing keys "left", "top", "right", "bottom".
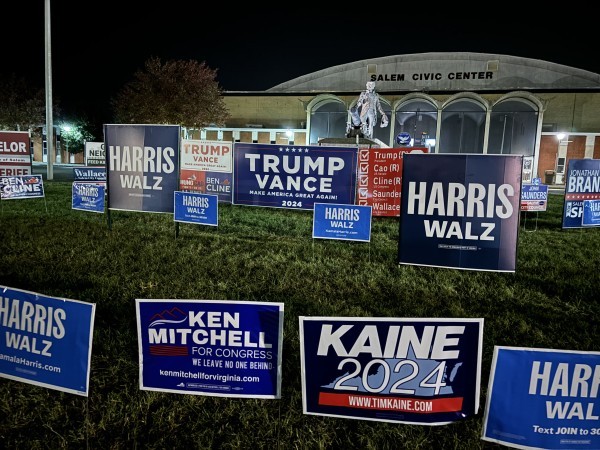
{"left": 346, "top": 81, "right": 388, "bottom": 139}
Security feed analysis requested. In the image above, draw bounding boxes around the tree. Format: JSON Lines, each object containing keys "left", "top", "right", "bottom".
{"left": 59, "top": 117, "right": 96, "bottom": 154}
{"left": 0, "top": 73, "right": 47, "bottom": 132}
{"left": 112, "top": 57, "right": 230, "bottom": 127}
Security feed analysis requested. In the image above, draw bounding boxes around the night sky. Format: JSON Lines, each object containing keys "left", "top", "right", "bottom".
{"left": 3, "top": 2, "right": 594, "bottom": 128}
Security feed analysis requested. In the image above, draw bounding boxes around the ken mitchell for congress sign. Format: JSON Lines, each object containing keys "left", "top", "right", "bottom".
{"left": 136, "top": 299, "right": 284, "bottom": 398}
{"left": 398, "top": 154, "right": 522, "bottom": 272}
{"left": 233, "top": 143, "right": 357, "bottom": 210}
{"left": 105, "top": 124, "right": 180, "bottom": 213}
{"left": 299, "top": 317, "right": 483, "bottom": 425}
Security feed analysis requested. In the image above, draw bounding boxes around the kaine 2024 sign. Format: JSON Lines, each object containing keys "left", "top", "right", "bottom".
{"left": 233, "top": 143, "right": 357, "bottom": 210}
{"left": 299, "top": 317, "right": 483, "bottom": 425}
{"left": 105, "top": 124, "right": 180, "bottom": 213}
{"left": 136, "top": 299, "right": 284, "bottom": 398}
{"left": 482, "top": 346, "right": 600, "bottom": 449}
{"left": 398, "top": 154, "right": 522, "bottom": 272}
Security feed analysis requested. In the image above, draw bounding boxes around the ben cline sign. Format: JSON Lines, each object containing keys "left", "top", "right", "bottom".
{"left": 180, "top": 139, "right": 232, "bottom": 203}
{"left": 0, "top": 285, "right": 96, "bottom": 396}
{"left": 0, "top": 175, "right": 44, "bottom": 200}
{"left": 135, "top": 299, "right": 284, "bottom": 398}
{"left": 482, "top": 346, "right": 600, "bottom": 449}
{"left": 233, "top": 143, "right": 357, "bottom": 210}
{"left": 562, "top": 158, "right": 600, "bottom": 229}
{"left": 356, "top": 146, "right": 427, "bottom": 217}
{"left": 0, "top": 130, "right": 31, "bottom": 176}
{"left": 105, "top": 124, "right": 180, "bottom": 213}
{"left": 398, "top": 154, "right": 522, "bottom": 272}
{"left": 312, "top": 203, "right": 372, "bottom": 242}
{"left": 299, "top": 317, "right": 483, "bottom": 425}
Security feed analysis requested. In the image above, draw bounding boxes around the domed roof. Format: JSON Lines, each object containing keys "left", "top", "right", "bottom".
{"left": 266, "top": 52, "right": 600, "bottom": 93}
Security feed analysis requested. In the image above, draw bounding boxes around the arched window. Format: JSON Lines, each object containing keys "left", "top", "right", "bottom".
{"left": 309, "top": 99, "right": 347, "bottom": 145}
{"left": 394, "top": 99, "right": 438, "bottom": 151}
{"left": 488, "top": 99, "right": 538, "bottom": 156}
{"left": 440, "top": 98, "right": 486, "bottom": 153}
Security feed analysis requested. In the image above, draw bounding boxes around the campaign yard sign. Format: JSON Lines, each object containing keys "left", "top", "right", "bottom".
{"left": 72, "top": 182, "right": 105, "bottom": 213}
{"left": 582, "top": 199, "right": 600, "bottom": 226}
{"left": 174, "top": 192, "right": 218, "bottom": 226}
{"left": 0, "top": 175, "right": 44, "bottom": 200}
{"left": 398, "top": 154, "right": 522, "bottom": 272}
{"left": 0, "top": 285, "right": 95, "bottom": 396}
{"left": 482, "top": 346, "right": 600, "bottom": 449}
{"left": 562, "top": 159, "right": 600, "bottom": 229}
{"left": 0, "top": 131, "right": 31, "bottom": 177}
{"left": 179, "top": 139, "right": 232, "bottom": 203}
{"left": 357, "top": 146, "right": 428, "bottom": 217}
{"left": 521, "top": 183, "right": 549, "bottom": 212}
{"left": 73, "top": 166, "right": 106, "bottom": 182}
{"left": 312, "top": 203, "right": 372, "bottom": 242}
{"left": 84, "top": 141, "right": 106, "bottom": 166}
{"left": 233, "top": 143, "right": 357, "bottom": 210}
{"left": 105, "top": 124, "right": 180, "bottom": 213}
{"left": 136, "top": 299, "right": 284, "bottom": 398}
{"left": 299, "top": 317, "right": 483, "bottom": 425}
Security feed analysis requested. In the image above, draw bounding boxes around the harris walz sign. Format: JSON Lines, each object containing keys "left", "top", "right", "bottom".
{"left": 398, "top": 154, "right": 522, "bottom": 272}
{"left": 105, "top": 124, "right": 180, "bottom": 213}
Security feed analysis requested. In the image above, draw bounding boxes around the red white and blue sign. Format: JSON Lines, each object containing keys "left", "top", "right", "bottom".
{"left": 398, "top": 154, "right": 522, "bottom": 272}
{"left": 482, "top": 346, "right": 600, "bottom": 449}
{"left": 72, "top": 182, "right": 105, "bottom": 213}
{"left": 135, "top": 299, "right": 284, "bottom": 398}
{"left": 0, "top": 285, "right": 95, "bottom": 396}
{"left": 312, "top": 203, "right": 372, "bottom": 242}
{"left": 521, "top": 183, "right": 548, "bottom": 212}
{"left": 299, "top": 317, "right": 483, "bottom": 425}
{"left": 233, "top": 143, "right": 357, "bottom": 210}
{"left": 174, "top": 191, "right": 218, "bottom": 226}
{"left": 562, "top": 159, "right": 600, "bottom": 229}
{"left": 0, "top": 175, "right": 44, "bottom": 200}
{"left": 105, "top": 124, "right": 180, "bottom": 213}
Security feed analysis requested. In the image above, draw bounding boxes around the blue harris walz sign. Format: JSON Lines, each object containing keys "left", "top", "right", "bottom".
{"left": 105, "top": 124, "right": 180, "bottom": 213}
{"left": 398, "top": 154, "right": 522, "bottom": 272}
{"left": 174, "top": 191, "right": 218, "bottom": 226}
{"left": 313, "top": 203, "right": 372, "bottom": 242}
{"left": 233, "top": 143, "right": 357, "bottom": 210}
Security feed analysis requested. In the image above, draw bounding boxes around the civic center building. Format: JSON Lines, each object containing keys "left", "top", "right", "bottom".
{"left": 196, "top": 52, "right": 600, "bottom": 185}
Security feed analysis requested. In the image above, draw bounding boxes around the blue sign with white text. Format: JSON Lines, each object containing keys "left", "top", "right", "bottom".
{"left": 105, "top": 124, "right": 180, "bottom": 213}
{"left": 482, "top": 346, "right": 600, "bottom": 449}
{"left": 521, "top": 183, "right": 548, "bottom": 211}
{"left": 582, "top": 199, "right": 600, "bottom": 226}
{"left": 233, "top": 143, "right": 357, "bottom": 210}
{"left": 300, "top": 317, "right": 484, "bottom": 425}
{"left": 73, "top": 167, "right": 106, "bottom": 182}
{"left": 0, "top": 285, "right": 95, "bottom": 396}
{"left": 72, "top": 182, "right": 105, "bottom": 213}
{"left": 562, "top": 159, "right": 600, "bottom": 228}
{"left": 174, "top": 191, "right": 218, "bottom": 226}
{"left": 313, "top": 203, "right": 372, "bottom": 242}
{"left": 135, "top": 299, "right": 284, "bottom": 398}
{"left": 398, "top": 154, "right": 522, "bottom": 272}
